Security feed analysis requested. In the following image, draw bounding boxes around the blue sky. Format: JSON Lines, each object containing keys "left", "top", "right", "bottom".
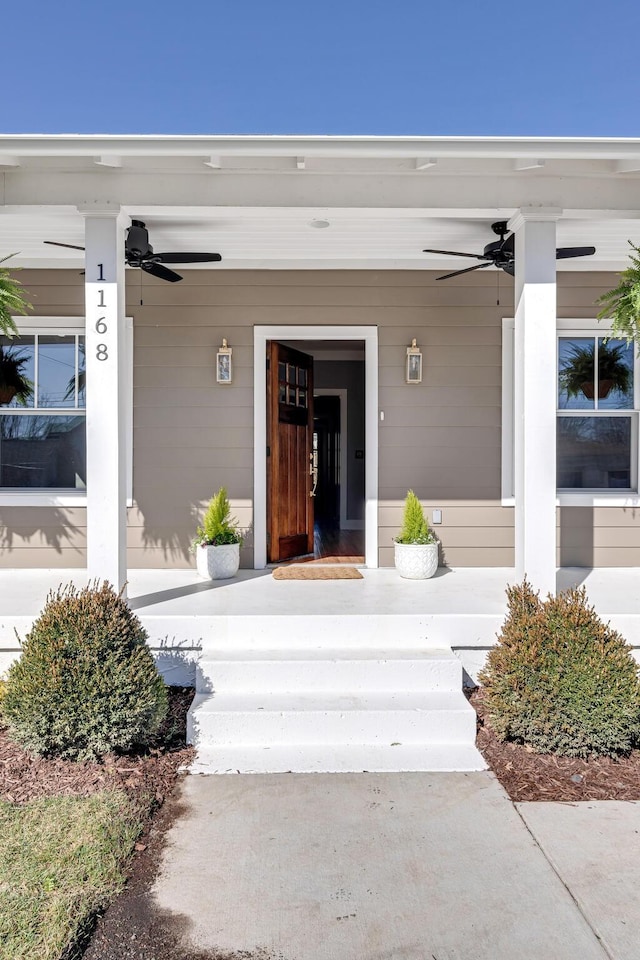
{"left": 3, "top": 0, "right": 639, "bottom": 136}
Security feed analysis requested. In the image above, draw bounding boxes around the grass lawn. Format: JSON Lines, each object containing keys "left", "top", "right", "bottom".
{"left": 0, "top": 790, "right": 143, "bottom": 960}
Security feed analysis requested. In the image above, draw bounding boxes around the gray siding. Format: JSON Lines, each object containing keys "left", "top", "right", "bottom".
{"left": 0, "top": 268, "right": 634, "bottom": 569}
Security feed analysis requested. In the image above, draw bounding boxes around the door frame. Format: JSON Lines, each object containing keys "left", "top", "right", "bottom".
{"left": 254, "top": 325, "right": 378, "bottom": 568}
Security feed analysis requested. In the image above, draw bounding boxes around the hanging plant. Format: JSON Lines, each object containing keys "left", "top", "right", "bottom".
{"left": 597, "top": 241, "right": 640, "bottom": 346}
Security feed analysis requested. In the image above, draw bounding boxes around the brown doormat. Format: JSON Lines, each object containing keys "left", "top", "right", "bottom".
{"left": 272, "top": 565, "right": 363, "bottom": 580}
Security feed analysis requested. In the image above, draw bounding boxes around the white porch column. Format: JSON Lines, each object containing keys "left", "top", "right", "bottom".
{"left": 510, "top": 208, "right": 560, "bottom": 596}
{"left": 82, "top": 207, "right": 128, "bottom": 592}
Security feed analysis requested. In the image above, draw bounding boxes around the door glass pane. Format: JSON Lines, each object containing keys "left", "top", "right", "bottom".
{"left": 298, "top": 368, "right": 307, "bottom": 387}
{"left": 0, "top": 335, "right": 35, "bottom": 409}
{"left": 0, "top": 414, "right": 86, "bottom": 487}
{"left": 38, "top": 336, "right": 77, "bottom": 408}
{"left": 298, "top": 389, "right": 307, "bottom": 408}
{"left": 597, "top": 338, "right": 634, "bottom": 410}
{"left": 558, "top": 338, "right": 595, "bottom": 410}
{"left": 557, "top": 416, "right": 632, "bottom": 489}
{"left": 278, "top": 362, "right": 286, "bottom": 382}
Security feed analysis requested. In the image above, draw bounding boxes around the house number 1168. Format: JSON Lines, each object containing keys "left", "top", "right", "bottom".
{"left": 96, "top": 288, "right": 108, "bottom": 360}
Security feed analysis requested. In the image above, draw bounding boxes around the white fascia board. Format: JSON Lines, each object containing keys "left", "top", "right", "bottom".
{"left": 1, "top": 134, "right": 640, "bottom": 162}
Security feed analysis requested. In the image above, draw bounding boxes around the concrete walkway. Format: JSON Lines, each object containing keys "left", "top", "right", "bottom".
{"left": 151, "top": 772, "right": 640, "bottom": 960}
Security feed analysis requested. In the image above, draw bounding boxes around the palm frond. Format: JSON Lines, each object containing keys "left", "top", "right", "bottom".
{"left": 0, "top": 254, "right": 33, "bottom": 336}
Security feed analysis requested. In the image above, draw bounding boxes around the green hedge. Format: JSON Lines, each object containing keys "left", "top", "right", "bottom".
{"left": 479, "top": 580, "right": 640, "bottom": 757}
{"left": 3, "top": 581, "right": 167, "bottom": 760}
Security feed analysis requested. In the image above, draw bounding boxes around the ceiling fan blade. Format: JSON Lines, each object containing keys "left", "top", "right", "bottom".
{"left": 44, "top": 241, "right": 86, "bottom": 251}
{"left": 141, "top": 262, "right": 183, "bottom": 283}
{"left": 555, "top": 246, "right": 596, "bottom": 260}
{"left": 502, "top": 262, "right": 515, "bottom": 276}
{"left": 436, "top": 262, "right": 494, "bottom": 281}
{"left": 154, "top": 252, "right": 222, "bottom": 264}
{"left": 423, "top": 248, "right": 489, "bottom": 260}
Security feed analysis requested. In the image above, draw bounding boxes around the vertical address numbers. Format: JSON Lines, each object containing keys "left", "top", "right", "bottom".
{"left": 96, "top": 265, "right": 108, "bottom": 360}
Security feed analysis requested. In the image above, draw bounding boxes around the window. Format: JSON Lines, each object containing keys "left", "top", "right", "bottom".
{"left": 557, "top": 336, "right": 636, "bottom": 491}
{"left": 502, "top": 319, "right": 640, "bottom": 505}
{"left": 0, "top": 317, "right": 133, "bottom": 506}
{"left": 0, "top": 328, "right": 85, "bottom": 490}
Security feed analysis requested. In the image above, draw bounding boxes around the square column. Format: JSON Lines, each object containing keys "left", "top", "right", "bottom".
{"left": 82, "top": 208, "right": 128, "bottom": 592}
{"left": 510, "top": 208, "right": 560, "bottom": 596}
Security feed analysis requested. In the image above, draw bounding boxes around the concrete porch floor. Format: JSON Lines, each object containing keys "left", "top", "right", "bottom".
{"left": 2, "top": 565, "right": 640, "bottom": 681}
{"left": 2, "top": 564, "right": 639, "bottom": 618}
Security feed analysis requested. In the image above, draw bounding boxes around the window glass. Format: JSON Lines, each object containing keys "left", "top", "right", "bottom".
{"left": 37, "top": 336, "right": 77, "bottom": 408}
{"left": 558, "top": 337, "right": 595, "bottom": 410}
{"left": 558, "top": 336, "right": 634, "bottom": 411}
{"left": 597, "top": 337, "right": 634, "bottom": 410}
{"left": 78, "top": 338, "right": 86, "bottom": 407}
{"left": 557, "top": 417, "right": 632, "bottom": 489}
{"left": 0, "top": 335, "right": 35, "bottom": 409}
{"left": 0, "top": 415, "right": 86, "bottom": 488}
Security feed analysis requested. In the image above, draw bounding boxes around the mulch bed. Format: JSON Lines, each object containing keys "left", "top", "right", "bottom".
{"left": 470, "top": 687, "right": 640, "bottom": 802}
{"left": 0, "top": 687, "right": 195, "bottom": 808}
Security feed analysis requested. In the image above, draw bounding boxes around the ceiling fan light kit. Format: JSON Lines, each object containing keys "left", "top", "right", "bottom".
{"left": 424, "top": 221, "right": 596, "bottom": 280}
{"left": 45, "top": 219, "right": 222, "bottom": 283}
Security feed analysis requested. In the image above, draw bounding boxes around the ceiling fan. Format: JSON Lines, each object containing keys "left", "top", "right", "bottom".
{"left": 423, "top": 221, "right": 596, "bottom": 280}
{"left": 44, "top": 219, "right": 222, "bottom": 282}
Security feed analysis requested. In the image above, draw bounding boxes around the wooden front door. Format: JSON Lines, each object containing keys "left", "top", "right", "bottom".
{"left": 267, "top": 342, "right": 315, "bottom": 562}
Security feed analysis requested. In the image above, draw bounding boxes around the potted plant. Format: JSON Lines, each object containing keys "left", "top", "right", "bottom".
{"left": 192, "top": 487, "right": 242, "bottom": 580}
{"left": 559, "top": 340, "right": 631, "bottom": 401}
{"left": 597, "top": 241, "right": 640, "bottom": 346}
{"left": 0, "top": 346, "right": 33, "bottom": 406}
{"left": 394, "top": 490, "right": 439, "bottom": 580}
{"left": 0, "top": 254, "right": 32, "bottom": 337}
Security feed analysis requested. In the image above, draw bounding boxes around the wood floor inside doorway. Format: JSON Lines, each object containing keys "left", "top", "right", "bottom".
{"left": 313, "top": 523, "right": 364, "bottom": 560}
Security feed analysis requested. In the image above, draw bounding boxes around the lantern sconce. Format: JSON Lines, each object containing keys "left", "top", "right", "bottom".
{"left": 406, "top": 338, "right": 422, "bottom": 383}
{"left": 216, "top": 339, "right": 233, "bottom": 383}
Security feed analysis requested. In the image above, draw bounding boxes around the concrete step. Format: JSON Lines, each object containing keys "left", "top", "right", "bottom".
{"left": 156, "top": 613, "right": 455, "bottom": 650}
{"left": 188, "top": 742, "right": 487, "bottom": 774}
{"left": 196, "top": 647, "right": 462, "bottom": 695}
{"left": 187, "top": 690, "right": 477, "bottom": 747}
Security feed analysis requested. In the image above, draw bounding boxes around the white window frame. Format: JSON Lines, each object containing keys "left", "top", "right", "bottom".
{"left": 0, "top": 316, "right": 133, "bottom": 507}
{"left": 502, "top": 317, "right": 640, "bottom": 508}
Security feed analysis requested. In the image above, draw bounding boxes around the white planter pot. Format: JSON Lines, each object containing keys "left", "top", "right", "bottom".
{"left": 196, "top": 542, "right": 240, "bottom": 580}
{"left": 394, "top": 541, "right": 439, "bottom": 580}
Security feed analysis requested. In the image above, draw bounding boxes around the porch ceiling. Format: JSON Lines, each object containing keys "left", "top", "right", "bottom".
{"left": 1, "top": 134, "right": 639, "bottom": 271}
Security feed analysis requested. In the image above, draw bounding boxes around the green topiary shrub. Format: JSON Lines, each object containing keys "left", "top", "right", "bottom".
{"left": 2, "top": 581, "right": 168, "bottom": 760}
{"left": 395, "top": 489, "right": 435, "bottom": 545}
{"left": 479, "top": 579, "right": 640, "bottom": 758}
{"left": 192, "top": 486, "right": 242, "bottom": 548}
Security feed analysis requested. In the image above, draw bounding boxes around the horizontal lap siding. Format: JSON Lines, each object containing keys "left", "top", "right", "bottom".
{"left": 0, "top": 268, "right": 631, "bottom": 569}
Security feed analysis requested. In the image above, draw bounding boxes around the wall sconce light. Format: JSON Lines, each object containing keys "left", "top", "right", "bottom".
{"left": 216, "top": 338, "right": 233, "bottom": 383}
{"left": 406, "top": 338, "right": 422, "bottom": 383}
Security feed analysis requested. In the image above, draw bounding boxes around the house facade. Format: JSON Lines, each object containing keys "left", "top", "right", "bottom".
{"left": 1, "top": 135, "right": 640, "bottom": 598}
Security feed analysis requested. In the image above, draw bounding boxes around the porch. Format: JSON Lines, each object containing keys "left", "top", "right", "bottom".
{"left": 2, "top": 565, "right": 640, "bottom": 680}
{"left": 3, "top": 566, "right": 640, "bottom": 772}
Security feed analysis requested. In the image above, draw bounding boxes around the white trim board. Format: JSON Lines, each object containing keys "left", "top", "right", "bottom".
{"left": 253, "top": 325, "right": 378, "bottom": 568}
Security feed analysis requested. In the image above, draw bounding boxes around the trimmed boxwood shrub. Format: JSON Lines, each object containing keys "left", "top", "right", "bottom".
{"left": 479, "top": 579, "right": 640, "bottom": 758}
{"left": 3, "top": 581, "right": 168, "bottom": 760}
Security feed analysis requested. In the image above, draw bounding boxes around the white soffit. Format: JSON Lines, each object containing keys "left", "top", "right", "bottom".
{"left": 1, "top": 135, "right": 639, "bottom": 270}
{"left": 1, "top": 211, "right": 638, "bottom": 271}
